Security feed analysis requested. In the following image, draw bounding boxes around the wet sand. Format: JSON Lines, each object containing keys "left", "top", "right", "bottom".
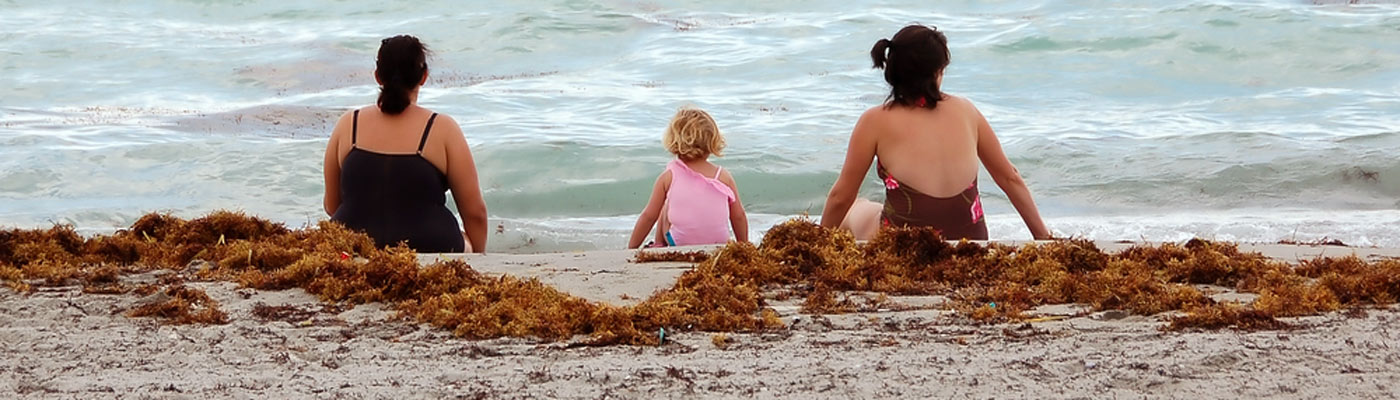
{"left": 2, "top": 242, "right": 1398, "bottom": 398}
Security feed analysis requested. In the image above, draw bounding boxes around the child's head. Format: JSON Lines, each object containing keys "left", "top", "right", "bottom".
{"left": 663, "top": 107, "right": 725, "bottom": 161}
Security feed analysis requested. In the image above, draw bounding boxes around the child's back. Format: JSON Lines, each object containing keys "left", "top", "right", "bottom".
{"left": 664, "top": 159, "right": 735, "bottom": 245}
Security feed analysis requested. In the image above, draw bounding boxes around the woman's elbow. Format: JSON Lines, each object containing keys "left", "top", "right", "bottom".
{"left": 991, "top": 168, "right": 1028, "bottom": 189}
{"left": 826, "top": 183, "right": 857, "bottom": 204}
{"left": 465, "top": 203, "right": 489, "bottom": 222}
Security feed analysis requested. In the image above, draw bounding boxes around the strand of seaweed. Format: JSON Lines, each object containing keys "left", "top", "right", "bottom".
{"left": 632, "top": 250, "right": 711, "bottom": 264}
{"left": 2, "top": 212, "right": 1396, "bottom": 345}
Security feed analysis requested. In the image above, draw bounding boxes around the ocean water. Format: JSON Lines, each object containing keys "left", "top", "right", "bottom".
{"left": 1, "top": 0, "right": 1398, "bottom": 252}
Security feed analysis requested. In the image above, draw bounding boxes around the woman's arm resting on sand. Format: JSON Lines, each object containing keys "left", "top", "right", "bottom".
{"left": 440, "top": 116, "right": 489, "bottom": 253}
{"left": 820, "top": 111, "right": 878, "bottom": 229}
{"left": 975, "top": 112, "right": 1052, "bottom": 240}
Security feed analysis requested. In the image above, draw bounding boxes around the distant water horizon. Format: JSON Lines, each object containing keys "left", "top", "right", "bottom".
{"left": 2, "top": 1, "right": 1398, "bottom": 252}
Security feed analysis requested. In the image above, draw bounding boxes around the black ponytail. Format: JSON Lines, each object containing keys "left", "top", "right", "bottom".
{"left": 872, "top": 25, "right": 950, "bottom": 110}
{"left": 870, "top": 38, "right": 891, "bottom": 69}
{"left": 375, "top": 35, "right": 430, "bottom": 115}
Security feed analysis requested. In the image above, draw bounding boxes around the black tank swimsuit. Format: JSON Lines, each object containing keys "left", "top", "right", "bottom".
{"left": 331, "top": 110, "right": 466, "bottom": 253}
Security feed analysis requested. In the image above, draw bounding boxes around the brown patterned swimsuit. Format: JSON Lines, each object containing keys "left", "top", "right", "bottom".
{"left": 878, "top": 161, "right": 988, "bottom": 240}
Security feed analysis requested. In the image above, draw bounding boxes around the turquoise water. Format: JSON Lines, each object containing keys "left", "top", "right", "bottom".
{"left": 1, "top": 1, "right": 1398, "bottom": 251}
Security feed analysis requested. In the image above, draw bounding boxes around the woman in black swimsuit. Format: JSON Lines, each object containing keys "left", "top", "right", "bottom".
{"left": 322, "top": 35, "right": 488, "bottom": 253}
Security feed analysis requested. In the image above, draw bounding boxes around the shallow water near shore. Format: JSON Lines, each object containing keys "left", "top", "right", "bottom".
{"left": 1, "top": 0, "right": 1398, "bottom": 251}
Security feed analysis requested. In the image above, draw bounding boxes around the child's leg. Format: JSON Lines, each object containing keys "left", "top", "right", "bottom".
{"left": 842, "top": 198, "right": 883, "bottom": 241}
{"left": 653, "top": 200, "right": 670, "bottom": 245}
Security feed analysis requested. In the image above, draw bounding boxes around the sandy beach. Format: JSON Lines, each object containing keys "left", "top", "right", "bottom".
{"left": 3, "top": 242, "right": 1399, "bottom": 399}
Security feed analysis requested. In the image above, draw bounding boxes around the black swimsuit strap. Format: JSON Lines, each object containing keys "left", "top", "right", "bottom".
{"left": 351, "top": 109, "right": 360, "bottom": 146}
{"left": 416, "top": 113, "right": 439, "bottom": 154}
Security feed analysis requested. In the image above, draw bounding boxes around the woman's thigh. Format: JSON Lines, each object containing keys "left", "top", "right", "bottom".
{"left": 841, "top": 198, "right": 883, "bottom": 241}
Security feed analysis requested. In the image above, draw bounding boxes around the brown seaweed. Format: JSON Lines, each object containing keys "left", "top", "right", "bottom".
{"left": 1167, "top": 304, "right": 1290, "bottom": 331}
{"left": 632, "top": 250, "right": 712, "bottom": 263}
{"left": 1297, "top": 256, "right": 1400, "bottom": 306}
{"left": 1, "top": 262, "right": 29, "bottom": 292}
{"left": 411, "top": 275, "right": 602, "bottom": 340}
{"left": 2, "top": 212, "right": 1395, "bottom": 344}
{"left": 250, "top": 303, "right": 336, "bottom": 323}
{"left": 128, "top": 285, "right": 230, "bottom": 325}
{"left": 711, "top": 333, "right": 732, "bottom": 349}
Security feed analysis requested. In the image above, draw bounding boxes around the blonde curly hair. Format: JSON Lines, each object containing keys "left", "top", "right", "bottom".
{"left": 663, "top": 107, "right": 725, "bottom": 160}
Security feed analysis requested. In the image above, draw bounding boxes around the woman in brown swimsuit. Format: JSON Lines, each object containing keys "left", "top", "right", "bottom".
{"left": 820, "top": 25, "right": 1052, "bottom": 241}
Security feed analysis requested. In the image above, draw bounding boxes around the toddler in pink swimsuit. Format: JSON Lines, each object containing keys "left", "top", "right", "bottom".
{"left": 627, "top": 107, "right": 749, "bottom": 248}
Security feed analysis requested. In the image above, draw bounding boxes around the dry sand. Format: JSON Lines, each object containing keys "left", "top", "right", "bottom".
{"left": 3, "top": 243, "right": 1399, "bottom": 399}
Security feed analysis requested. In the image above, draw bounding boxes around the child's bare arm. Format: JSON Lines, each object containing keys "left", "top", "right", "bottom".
{"left": 627, "top": 171, "right": 672, "bottom": 249}
{"left": 720, "top": 170, "right": 748, "bottom": 243}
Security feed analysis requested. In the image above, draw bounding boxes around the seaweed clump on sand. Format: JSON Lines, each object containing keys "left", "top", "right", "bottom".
{"left": 0, "top": 225, "right": 87, "bottom": 287}
{"left": 1168, "top": 304, "right": 1290, "bottom": 331}
{"left": 128, "top": 211, "right": 292, "bottom": 267}
{"left": 632, "top": 242, "right": 786, "bottom": 335}
{"left": 0, "top": 211, "right": 294, "bottom": 287}
{"left": 739, "top": 220, "right": 1390, "bottom": 330}
{"left": 758, "top": 219, "right": 864, "bottom": 294}
{"left": 632, "top": 249, "right": 712, "bottom": 264}
{"left": 1, "top": 261, "right": 26, "bottom": 292}
{"left": 411, "top": 275, "right": 609, "bottom": 341}
{"left": 128, "top": 284, "right": 230, "bottom": 325}
{"left": 1293, "top": 256, "right": 1400, "bottom": 306}
{"left": 80, "top": 264, "right": 128, "bottom": 294}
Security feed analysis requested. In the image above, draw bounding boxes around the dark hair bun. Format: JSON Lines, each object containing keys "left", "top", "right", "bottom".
{"left": 870, "top": 38, "right": 892, "bottom": 69}
{"left": 873, "top": 25, "right": 950, "bottom": 109}
{"left": 376, "top": 35, "right": 429, "bottom": 115}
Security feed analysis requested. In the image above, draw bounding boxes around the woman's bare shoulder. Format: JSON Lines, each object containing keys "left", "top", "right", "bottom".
{"left": 348, "top": 105, "right": 382, "bottom": 116}
{"left": 941, "top": 94, "right": 987, "bottom": 118}
{"left": 329, "top": 107, "right": 363, "bottom": 138}
{"left": 428, "top": 111, "right": 461, "bottom": 128}
{"left": 858, "top": 104, "right": 894, "bottom": 122}
{"left": 417, "top": 110, "right": 464, "bottom": 139}
{"left": 941, "top": 93, "right": 975, "bottom": 107}
{"left": 335, "top": 107, "right": 365, "bottom": 123}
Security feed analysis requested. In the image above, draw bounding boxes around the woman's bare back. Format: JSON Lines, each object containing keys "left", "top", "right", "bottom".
{"left": 867, "top": 95, "right": 982, "bottom": 197}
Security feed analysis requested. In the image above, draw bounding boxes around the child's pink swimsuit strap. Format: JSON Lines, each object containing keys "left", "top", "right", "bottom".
{"left": 665, "top": 160, "right": 735, "bottom": 246}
